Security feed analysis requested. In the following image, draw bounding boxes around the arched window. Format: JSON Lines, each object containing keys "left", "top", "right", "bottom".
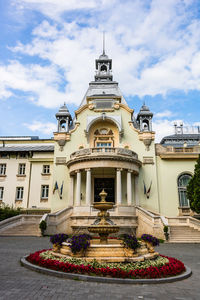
{"left": 178, "top": 174, "right": 192, "bottom": 207}
{"left": 100, "top": 64, "right": 107, "bottom": 72}
{"left": 94, "top": 128, "right": 114, "bottom": 148}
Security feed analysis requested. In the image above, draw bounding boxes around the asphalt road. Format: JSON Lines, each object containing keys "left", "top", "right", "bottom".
{"left": 0, "top": 237, "right": 199, "bottom": 300}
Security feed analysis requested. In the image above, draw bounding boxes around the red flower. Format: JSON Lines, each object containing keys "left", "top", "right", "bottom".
{"left": 26, "top": 250, "right": 186, "bottom": 279}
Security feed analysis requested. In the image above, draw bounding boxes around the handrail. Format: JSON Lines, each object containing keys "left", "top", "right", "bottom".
{"left": 0, "top": 214, "right": 42, "bottom": 230}
{"left": 70, "top": 147, "right": 138, "bottom": 160}
{"left": 136, "top": 206, "right": 160, "bottom": 219}
{"left": 48, "top": 206, "right": 73, "bottom": 217}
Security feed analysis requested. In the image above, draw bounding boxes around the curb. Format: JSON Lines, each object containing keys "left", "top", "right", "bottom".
{"left": 20, "top": 255, "right": 192, "bottom": 285}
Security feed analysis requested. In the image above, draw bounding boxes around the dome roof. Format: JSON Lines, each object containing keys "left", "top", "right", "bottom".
{"left": 99, "top": 53, "right": 109, "bottom": 60}
{"left": 55, "top": 103, "right": 72, "bottom": 119}
{"left": 140, "top": 104, "right": 150, "bottom": 111}
{"left": 138, "top": 103, "right": 153, "bottom": 116}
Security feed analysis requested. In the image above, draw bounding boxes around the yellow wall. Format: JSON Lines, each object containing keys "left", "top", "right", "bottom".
{"left": 156, "top": 157, "right": 195, "bottom": 216}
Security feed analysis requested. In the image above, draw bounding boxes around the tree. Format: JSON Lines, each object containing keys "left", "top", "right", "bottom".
{"left": 187, "top": 155, "right": 200, "bottom": 214}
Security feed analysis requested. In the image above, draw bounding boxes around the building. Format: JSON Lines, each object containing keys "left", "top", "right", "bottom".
{"left": 0, "top": 50, "right": 200, "bottom": 241}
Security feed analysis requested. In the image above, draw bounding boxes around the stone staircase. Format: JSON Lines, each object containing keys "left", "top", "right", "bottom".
{"left": 0, "top": 223, "right": 41, "bottom": 236}
{"left": 0, "top": 215, "right": 42, "bottom": 237}
{"left": 169, "top": 225, "right": 200, "bottom": 243}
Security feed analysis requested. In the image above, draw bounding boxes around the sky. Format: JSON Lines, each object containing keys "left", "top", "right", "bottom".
{"left": 0, "top": 0, "right": 200, "bottom": 142}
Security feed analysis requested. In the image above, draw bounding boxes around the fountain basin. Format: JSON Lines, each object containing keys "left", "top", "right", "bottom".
{"left": 58, "top": 239, "right": 159, "bottom": 263}
{"left": 88, "top": 225, "right": 119, "bottom": 244}
{"left": 93, "top": 202, "right": 114, "bottom": 211}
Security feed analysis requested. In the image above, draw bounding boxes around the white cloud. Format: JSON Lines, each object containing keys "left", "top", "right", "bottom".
{"left": 24, "top": 121, "right": 57, "bottom": 134}
{"left": 1, "top": 0, "right": 200, "bottom": 109}
{"left": 153, "top": 119, "right": 200, "bottom": 142}
{"left": 0, "top": 61, "right": 68, "bottom": 108}
{"left": 154, "top": 110, "right": 174, "bottom": 119}
{"left": 153, "top": 119, "right": 175, "bottom": 142}
{"left": 13, "top": 0, "right": 111, "bottom": 21}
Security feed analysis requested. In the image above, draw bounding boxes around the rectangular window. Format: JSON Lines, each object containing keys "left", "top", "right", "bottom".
{"left": 16, "top": 187, "right": 24, "bottom": 200}
{"left": 96, "top": 142, "right": 112, "bottom": 147}
{"left": 0, "top": 164, "right": 6, "bottom": 175}
{"left": 0, "top": 187, "right": 4, "bottom": 200}
{"left": 0, "top": 154, "right": 9, "bottom": 158}
{"left": 19, "top": 153, "right": 27, "bottom": 158}
{"left": 41, "top": 185, "right": 49, "bottom": 199}
{"left": 43, "top": 165, "right": 50, "bottom": 174}
{"left": 18, "top": 164, "right": 26, "bottom": 175}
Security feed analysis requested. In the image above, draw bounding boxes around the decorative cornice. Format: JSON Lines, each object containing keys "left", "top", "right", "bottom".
{"left": 66, "top": 154, "right": 142, "bottom": 168}
{"left": 119, "top": 103, "right": 134, "bottom": 114}
{"left": 75, "top": 105, "right": 88, "bottom": 117}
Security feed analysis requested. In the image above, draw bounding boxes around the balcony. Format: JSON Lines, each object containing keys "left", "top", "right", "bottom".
{"left": 70, "top": 147, "right": 138, "bottom": 160}
{"left": 156, "top": 144, "right": 200, "bottom": 159}
{"left": 67, "top": 147, "right": 141, "bottom": 174}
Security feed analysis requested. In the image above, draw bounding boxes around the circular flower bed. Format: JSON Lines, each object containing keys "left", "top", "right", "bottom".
{"left": 27, "top": 250, "right": 186, "bottom": 279}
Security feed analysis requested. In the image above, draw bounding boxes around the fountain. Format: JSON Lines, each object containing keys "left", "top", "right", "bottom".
{"left": 87, "top": 189, "right": 119, "bottom": 244}
{"left": 57, "top": 189, "right": 159, "bottom": 262}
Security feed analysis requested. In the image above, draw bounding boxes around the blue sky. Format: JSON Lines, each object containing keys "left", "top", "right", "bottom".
{"left": 0, "top": 0, "right": 200, "bottom": 142}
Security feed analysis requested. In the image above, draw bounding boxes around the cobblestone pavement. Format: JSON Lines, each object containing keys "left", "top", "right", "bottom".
{"left": 0, "top": 237, "right": 199, "bottom": 300}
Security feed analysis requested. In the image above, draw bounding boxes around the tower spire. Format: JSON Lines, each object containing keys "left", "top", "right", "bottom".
{"left": 103, "top": 31, "right": 105, "bottom": 55}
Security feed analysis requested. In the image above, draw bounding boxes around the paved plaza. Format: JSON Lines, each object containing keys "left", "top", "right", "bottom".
{"left": 0, "top": 237, "right": 199, "bottom": 300}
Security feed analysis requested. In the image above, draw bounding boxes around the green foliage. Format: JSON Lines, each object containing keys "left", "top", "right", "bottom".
{"left": 0, "top": 205, "right": 21, "bottom": 221}
{"left": 163, "top": 226, "right": 168, "bottom": 233}
{"left": 39, "top": 220, "right": 47, "bottom": 233}
{"left": 39, "top": 220, "right": 47, "bottom": 230}
{"left": 187, "top": 155, "right": 200, "bottom": 214}
{"left": 40, "top": 250, "right": 169, "bottom": 272}
{"left": 120, "top": 234, "right": 140, "bottom": 250}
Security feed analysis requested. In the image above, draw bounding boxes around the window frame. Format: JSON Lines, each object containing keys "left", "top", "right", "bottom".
{"left": 42, "top": 165, "right": 50, "bottom": 174}
{"left": 177, "top": 173, "right": 192, "bottom": 207}
{"left": 0, "top": 187, "right": 4, "bottom": 200}
{"left": 18, "top": 163, "right": 26, "bottom": 175}
{"left": 41, "top": 185, "right": 49, "bottom": 199}
{"left": 16, "top": 187, "right": 24, "bottom": 201}
{"left": 0, "top": 164, "right": 6, "bottom": 175}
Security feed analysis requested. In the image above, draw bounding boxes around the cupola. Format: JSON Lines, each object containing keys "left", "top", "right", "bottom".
{"left": 136, "top": 103, "right": 153, "bottom": 132}
{"left": 55, "top": 103, "right": 72, "bottom": 133}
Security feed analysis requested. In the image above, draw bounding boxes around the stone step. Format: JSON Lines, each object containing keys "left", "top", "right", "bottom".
{"left": 169, "top": 225, "right": 200, "bottom": 243}
{"left": 0, "top": 222, "right": 41, "bottom": 236}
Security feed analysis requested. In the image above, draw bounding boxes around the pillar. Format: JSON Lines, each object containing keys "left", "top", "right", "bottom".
{"left": 76, "top": 170, "right": 81, "bottom": 206}
{"left": 127, "top": 170, "right": 132, "bottom": 205}
{"left": 116, "top": 168, "right": 122, "bottom": 205}
{"left": 69, "top": 175, "right": 74, "bottom": 206}
{"left": 134, "top": 175, "right": 139, "bottom": 206}
{"left": 85, "top": 168, "right": 91, "bottom": 206}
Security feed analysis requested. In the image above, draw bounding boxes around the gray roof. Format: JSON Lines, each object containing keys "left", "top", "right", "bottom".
{"left": 160, "top": 134, "right": 200, "bottom": 146}
{"left": 79, "top": 81, "right": 128, "bottom": 108}
{"left": 55, "top": 103, "right": 72, "bottom": 120}
{"left": 0, "top": 136, "right": 40, "bottom": 140}
{"left": 0, "top": 145, "right": 54, "bottom": 152}
{"left": 137, "top": 104, "right": 153, "bottom": 117}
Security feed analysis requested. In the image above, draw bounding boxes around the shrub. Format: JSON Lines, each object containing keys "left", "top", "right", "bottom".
{"left": 39, "top": 220, "right": 47, "bottom": 236}
{"left": 50, "top": 233, "right": 68, "bottom": 246}
{"left": 187, "top": 154, "right": 200, "bottom": 214}
{"left": 0, "top": 205, "right": 21, "bottom": 221}
{"left": 141, "top": 234, "right": 160, "bottom": 246}
{"left": 120, "top": 234, "right": 140, "bottom": 250}
{"left": 69, "top": 234, "right": 92, "bottom": 254}
{"left": 163, "top": 226, "right": 168, "bottom": 233}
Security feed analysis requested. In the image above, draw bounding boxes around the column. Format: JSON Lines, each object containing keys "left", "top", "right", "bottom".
{"left": 85, "top": 168, "right": 91, "bottom": 206}
{"left": 69, "top": 175, "right": 74, "bottom": 206}
{"left": 127, "top": 170, "right": 132, "bottom": 205}
{"left": 134, "top": 175, "right": 139, "bottom": 206}
{"left": 76, "top": 170, "right": 81, "bottom": 206}
{"left": 116, "top": 168, "right": 122, "bottom": 205}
